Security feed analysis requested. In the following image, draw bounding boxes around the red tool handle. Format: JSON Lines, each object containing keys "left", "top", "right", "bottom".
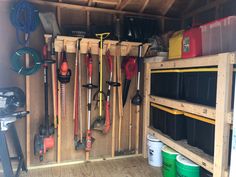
{"left": 106, "top": 50, "right": 113, "bottom": 72}
{"left": 85, "top": 130, "right": 92, "bottom": 152}
{"left": 103, "top": 101, "right": 111, "bottom": 134}
{"left": 86, "top": 52, "right": 93, "bottom": 78}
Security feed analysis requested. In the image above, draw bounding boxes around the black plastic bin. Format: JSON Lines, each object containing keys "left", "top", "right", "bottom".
{"left": 183, "top": 68, "right": 217, "bottom": 107}
{"left": 186, "top": 117, "right": 197, "bottom": 147}
{"left": 150, "top": 103, "right": 186, "bottom": 140}
{"left": 151, "top": 70, "right": 183, "bottom": 100}
{"left": 150, "top": 104, "right": 166, "bottom": 133}
{"left": 185, "top": 113, "right": 215, "bottom": 156}
{"left": 200, "top": 168, "right": 213, "bottom": 177}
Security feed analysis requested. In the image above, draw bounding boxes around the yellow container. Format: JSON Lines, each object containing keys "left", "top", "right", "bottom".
{"left": 168, "top": 30, "right": 184, "bottom": 59}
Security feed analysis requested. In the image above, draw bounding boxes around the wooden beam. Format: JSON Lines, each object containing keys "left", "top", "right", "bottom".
{"left": 214, "top": 54, "right": 233, "bottom": 177}
{"left": 159, "top": 0, "right": 175, "bottom": 15}
{"left": 150, "top": 96, "right": 216, "bottom": 120}
{"left": 184, "top": 0, "right": 227, "bottom": 19}
{"left": 139, "top": 0, "right": 149, "bottom": 13}
{"left": 93, "top": 0, "right": 119, "bottom": 5}
{"left": 116, "top": 0, "right": 131, "bottom": 10}
{"left": 28, "top": 0, "right": 179, "bottom": 20}
{"left": 142, "top": 63, "right": 151, "bottom": 158}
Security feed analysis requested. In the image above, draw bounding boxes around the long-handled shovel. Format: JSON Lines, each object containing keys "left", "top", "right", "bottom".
{"left": 91, "top": 32, "right": 110, "bottom": 132}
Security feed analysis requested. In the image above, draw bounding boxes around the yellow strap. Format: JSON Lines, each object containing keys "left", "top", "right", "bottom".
{"left": 150, "top": 103, "right": 183, "bottom": 115}
{"left": 184, "top": 112, "right": 215, "bottom": 125}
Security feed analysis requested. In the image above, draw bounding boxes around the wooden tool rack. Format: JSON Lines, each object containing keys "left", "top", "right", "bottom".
{"left": 142, "top": 53, "right": 236, "bottom": 177}
{"left": 25, "top": 34, "right": 150, "bottom": 168}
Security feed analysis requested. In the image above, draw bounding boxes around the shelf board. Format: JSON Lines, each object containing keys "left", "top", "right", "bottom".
{"left": 150, "top": 95, "right": 216, "bottom": 120}
{"left": 148, "top": 127, "right": 214, "bottom": 173}
{"left": 147, "top": 53, "right": 236, "bottom": 70}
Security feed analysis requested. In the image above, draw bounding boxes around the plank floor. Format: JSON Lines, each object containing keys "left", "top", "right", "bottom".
{"left": 0, "top": 157, "right": 162, "bottom": 177}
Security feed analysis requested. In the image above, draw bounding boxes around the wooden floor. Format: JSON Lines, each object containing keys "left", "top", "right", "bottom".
{"left": 1, "top": 157, "right": 162, "bottom": 177}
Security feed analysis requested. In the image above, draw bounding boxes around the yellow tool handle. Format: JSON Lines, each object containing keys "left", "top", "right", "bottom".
{"left": 96, "top": 32, "right": 110, "bottom": 116}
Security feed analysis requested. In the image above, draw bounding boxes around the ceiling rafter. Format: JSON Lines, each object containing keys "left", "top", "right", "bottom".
{"left": 140, "top": 0, "right": 149, "bottom": 13}
{"left": 92, "top": 0, "right": 119, "bottom": 6}
{"left": 159, "top": 0, "right": 176, "bottom": 15}
{"left": 28, "top": 0, "right": 180, "bottom": 20}
{"left": 116, "top": 0, "right": 132, "bottom": 10}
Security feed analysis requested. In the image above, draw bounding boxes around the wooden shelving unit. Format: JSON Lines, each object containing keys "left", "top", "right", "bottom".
{"left": 142, "top": 53, "right": 236, "bottom": 177}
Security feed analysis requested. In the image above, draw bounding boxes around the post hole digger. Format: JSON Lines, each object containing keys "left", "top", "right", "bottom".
{"left": 34, "top": 44, "right": 56, "bottom": 161}
{"left": 82, "top": 51, "right": 97, "bottom": 151}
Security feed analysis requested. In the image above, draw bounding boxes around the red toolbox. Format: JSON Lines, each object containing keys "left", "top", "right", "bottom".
{"left": 182, "top": 27, "right": 202, "bottom": 59}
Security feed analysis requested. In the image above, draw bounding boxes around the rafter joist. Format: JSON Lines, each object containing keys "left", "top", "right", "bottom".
{"left": 159, "top": 0, "right": 175, "bottom": 15}
{"left": 116, "top": 0, "right": 131, "bottom": 10}
{"left": 92, "top": 0, "right": 119, "bottom": 5}
{"left": 140, "top": 0, "right": 149, "bottom": 13}
{"left": 184, "top": 0, "right": 227, "bottom": 19}
{"left": 28, "top": 0, "right": 179, "bottom": 20}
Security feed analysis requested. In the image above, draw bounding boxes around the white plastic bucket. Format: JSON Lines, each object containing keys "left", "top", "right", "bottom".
{"left": 147, "top": 134, "right": 164, "bottom": 167}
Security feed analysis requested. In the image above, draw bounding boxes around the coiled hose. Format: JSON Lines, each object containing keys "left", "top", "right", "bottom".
{"left": 11, "top": 47, "right": 42, "bottom": 75}
{"left": 10, "top": 0, "right": 39, "bottom": 45}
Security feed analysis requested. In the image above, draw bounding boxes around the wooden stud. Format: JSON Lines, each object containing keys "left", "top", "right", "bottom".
{"left": 128, "top": 99, "right": 132, "bottom": 151}
{"left": 111, "top": 55, "right": 117, "bottom": 158}
{"left": 214, "top": 54, "right": 233, "bottom": 177}
{"left": 142, "top": 63, "right": 151, "bottom": 158}
{"left": 117, "top": 45, "right": 123, "bottom": 152}
{"left": 135, "top": 105, "right": 140, "bottom": 154}
{"left": 28, "top": 0, "right": 179, "bottom": 20}
{"left": 57, "top": 52, "right": 62, "bottom": 163}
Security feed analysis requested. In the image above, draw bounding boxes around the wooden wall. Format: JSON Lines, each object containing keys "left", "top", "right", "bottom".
{"left": 0, "top": 0, "right": 26, "bottom": 158}
{"left": 0, "top": 1, "right": 142, "bottom": 166}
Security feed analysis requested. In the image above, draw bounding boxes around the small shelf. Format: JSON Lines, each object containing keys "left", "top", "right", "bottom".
{"left": 150, "top": 95, "right": 216, "bottom": 120}
{"left": 148, "top": 127, "right": 214, "bottom": 173}
{"left": 147, "top": 52, "right": 236, "bottom": 70}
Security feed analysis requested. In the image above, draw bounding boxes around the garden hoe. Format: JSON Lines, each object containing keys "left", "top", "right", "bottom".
{"left": 82, "top": 51, "right": 97, "bottom": 151}
{"left": 91, "top": 32, "right": 110, "bottom": 132}
{"left": 34, "top": 44, "right": 56, "bottom": 161}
